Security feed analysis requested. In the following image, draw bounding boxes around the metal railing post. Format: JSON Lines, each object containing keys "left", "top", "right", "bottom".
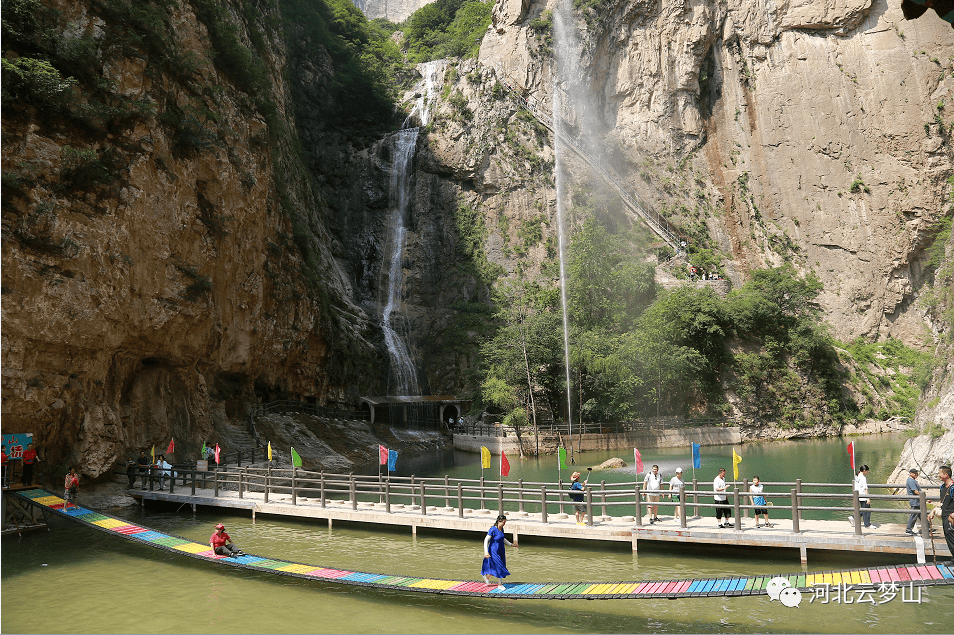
{"left": 742, "top": 478, "right": 749, "bottom": 518}
{"left": 852, "top": 490, "right": 862, "bottom": 536}
{"left": 457, "top": 483, "right": 463, "bottom": 518}
{"left": 600, "top": 480, "right": 607, "bottom": 518}
{"left": 385, "top": 479, "right": 391, "bottom": 513}
{"left": 421, "top": 483, "right": 427, "bottom": 515}
{"left": 498, "top": 483, "right": 504, "bottom": 516}
{"left": 586, "top": 486, "right": 593, "bottom": 526}
{"left": 635, "top": 483, "right": 642, "bottom": 526}
{"left": 320, "top": 471, "right": 325, "bottom": 508}
{"left": 169, "top": 470, "right": 175, "bottom": 495}
{"left": 292, "top": 468, "right": 297, "bottom": 506}
{"left": 350, "top": 473, "right": 356, "bottom": 511}
{"left": 541, "top": 486, "right": 548, "bottom": 523}
{"left": 412, "top": 475, "right": 417, "bottom": 508}
{"left": 679, "top": 484, "right": 687, "bottom": 528}
{"left": 733, "top": 487, "right": 741, "bottom": 530}
{"left": 558, "top": 479, "right": 565, "bottom": 515}
{"left": 191, "top": 469, "right": 196, "bottom": 496}
{"left": 213, "top": 470, "right": 219, "bottom": 498}
{"left": 149, "top": 466, "right": 155, "bottom": 491}
{"left": 264, "top": 467, "right": 269, "bottom": 504}
{"left": 479, "top": 476, "right": 485, "bottom": 510}
{"left": 444, "top": 475, "right": 450, "bottom": 508}
{"left": 795, "top": 479, "right": 803, "bottom": 525}
{"left": 791, "top": 488, "right": 799, "bottom": 533}
{"left": 692, "top": 478, "right": 699, "bottom": 517}
{"left": 238, "top": 469, "right": 243, "bottom": 499}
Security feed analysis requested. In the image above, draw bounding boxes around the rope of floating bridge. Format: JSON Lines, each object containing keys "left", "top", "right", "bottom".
{"left": 11, "top": 488, "right": 954, "bottom": 599}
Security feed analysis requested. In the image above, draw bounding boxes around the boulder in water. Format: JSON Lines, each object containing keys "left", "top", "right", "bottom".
{"left": 593, "top": 457, "right": 627, "bottom": 470}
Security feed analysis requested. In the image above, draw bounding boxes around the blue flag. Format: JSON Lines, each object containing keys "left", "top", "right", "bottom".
{"left": 388, "top": 449, "right": 398, "bottom": 471}
{"left": 692, "top": 443, "right": 701, "bottom": 469}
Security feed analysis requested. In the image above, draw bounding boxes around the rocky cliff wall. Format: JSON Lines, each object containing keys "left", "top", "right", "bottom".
{"left": 479, "top": 0, "right": 954, "bottom": 344}
{"left": 1, "top": 0, "right": 383, "bottom": 478}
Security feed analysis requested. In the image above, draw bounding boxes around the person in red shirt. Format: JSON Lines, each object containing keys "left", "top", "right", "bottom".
{"left": 21, "top": 443, "right": 40, "bottom": 486}
{"left": 63, "top": 468, "right": 79, "bottom": 508}
{"left": 209, "top": 523, "right": 243, "bottom": 557}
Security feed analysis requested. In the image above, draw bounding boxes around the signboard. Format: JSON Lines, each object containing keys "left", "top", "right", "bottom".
{"left": 1, "top": 432, "right": 34, "bottom": 459}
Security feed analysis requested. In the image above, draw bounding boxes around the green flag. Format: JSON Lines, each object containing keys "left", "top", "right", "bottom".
{"left": 201, "top": 442, "right": 207, "bottom": 457}
{"left": 291, "top": 446, "right": 302, "bottom": 468}
{"left": 558, "top": 446, "right": 567, "bottom": 469}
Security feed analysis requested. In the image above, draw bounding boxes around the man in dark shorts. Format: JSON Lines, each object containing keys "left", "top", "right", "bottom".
{"left": 570, "top": 471, "right": 588, "bottom": 525}
{"left": 713, "top": 467, "right": 733, "bottom": 528}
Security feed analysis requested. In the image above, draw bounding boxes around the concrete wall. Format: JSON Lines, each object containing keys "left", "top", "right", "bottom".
{"left": 453, "top": 428, "right": 742, "bottom": 455}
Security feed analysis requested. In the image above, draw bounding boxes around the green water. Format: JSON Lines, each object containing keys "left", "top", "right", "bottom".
{"left": 3, "top": 433, "right": 952, "bottom": 633}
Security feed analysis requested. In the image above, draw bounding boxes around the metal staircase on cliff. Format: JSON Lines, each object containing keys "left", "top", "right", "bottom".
{"left": 491, "top": 67, "right": 684, "bottom": 252}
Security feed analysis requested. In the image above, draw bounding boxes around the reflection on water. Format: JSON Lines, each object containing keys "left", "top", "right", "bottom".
{"left": 3, "top": 433, "right": 953, "bottom": 634}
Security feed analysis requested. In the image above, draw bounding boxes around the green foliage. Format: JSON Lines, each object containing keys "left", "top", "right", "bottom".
{"left": 455, "top": 203, "right": 504, "bottom": 285}
{"left": 842, "top": 337, "right": 936, "bottom": 419}
{"left": 402, "top": 0, "right": 492, "bottom": 63}
{"left": 280, "top": 0, "right": 405, "bottom": 143}
{"left": 925, "top": 214, "right": 952, "bottom": 273}
{"left": 849, "top": 174, "right": 870, "bottom": 194}
{"left": 1, "top": 57, "right": 77, "bottom": 111}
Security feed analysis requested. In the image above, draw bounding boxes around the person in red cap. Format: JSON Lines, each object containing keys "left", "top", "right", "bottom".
{"left": 209, "top": 523, "right": 243, "bottom": 557}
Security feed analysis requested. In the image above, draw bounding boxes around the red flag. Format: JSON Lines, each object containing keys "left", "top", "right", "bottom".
{"left": 379, "top": 445, "right": 389, "bottom": 465}
{"left": 847, "top": 441, "right": 855, "bottom": 471}
{"left": 500, "top": 451, "right": 510, "bottom": 477}
{"left": 634, "top": 448, "right": 644, "bottom": 474}
{"left": 214, "top": 444, "right": 221, "bottom": 465}
{"left": 166, "top": 438, "right": 175, "bottom": 455}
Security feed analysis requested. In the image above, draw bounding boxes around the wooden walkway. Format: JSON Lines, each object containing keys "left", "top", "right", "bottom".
{"left": 12, "top": 488, "right": 954, "bottom": 600}
{"left": 125, "top": 485, "right": 952, "bottom": 563}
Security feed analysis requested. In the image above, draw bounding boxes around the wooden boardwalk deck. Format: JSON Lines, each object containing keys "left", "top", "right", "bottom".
{"left": 13, "top": 488, "right": 954, "bottom": 601}
{"left": 128, "top": 486, "right": 952, "bottom": 563}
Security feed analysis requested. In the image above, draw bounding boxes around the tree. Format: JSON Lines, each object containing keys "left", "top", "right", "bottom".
{"left": 480, "top": 281, "right": 561, "bottom": 454}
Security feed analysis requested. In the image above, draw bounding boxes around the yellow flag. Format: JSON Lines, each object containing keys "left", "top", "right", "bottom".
{"left": 480, "top": 446, "right": 491, "bottom": 469}
{"left": 151, "top": 445, "right": 155, "bottom": 464}
{"left": 267, "top": 442, "right": 272, "bottom": 461}
{"left": 732, "top": 449, "right": 742, "bottom": 481}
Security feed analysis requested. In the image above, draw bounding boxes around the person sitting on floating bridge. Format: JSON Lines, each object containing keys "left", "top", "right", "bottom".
{"left": 210, "top": 523, "right": 244, "bottom": 557}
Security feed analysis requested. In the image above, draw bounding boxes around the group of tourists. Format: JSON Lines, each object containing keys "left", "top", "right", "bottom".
{"left": 125, "top": 451, "right": 174, "bottom": 490}
{"left": 1, "top": 443, "right": 42, "bottom": 488}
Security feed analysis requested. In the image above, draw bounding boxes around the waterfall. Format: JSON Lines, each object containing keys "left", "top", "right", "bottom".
{"left": 381, "top": 127, "right": 421, "bottom": 396}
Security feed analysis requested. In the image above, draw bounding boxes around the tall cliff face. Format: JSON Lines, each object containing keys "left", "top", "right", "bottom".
{"left": 1, "top": 0, "right": 383, "bottom": 476}
{"left": 479, "top": 0, "right": 954, "bottom": 343}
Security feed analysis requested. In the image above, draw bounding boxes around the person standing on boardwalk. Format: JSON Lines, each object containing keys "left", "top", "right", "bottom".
{"left": 713, "top": 467, "right": 733, "bottom": 528}
{"left": 482, "top": 514, "right": 516, "bottom": 590}
{"left": 750, "top": 476, "right": 772, "bottom": 528}
{"left": 645, "top": 465, "right": 662, "bottom": 524}
{"left": 156, "top": 454, "right": 172, "bottom": 490}
{"left": 210, "top": 523, "right": 243, "bottom": 557}
{"left": 136, "top": 451, "right": 150, "bottom": 488}
{"left": 905, "top": 469, "right": 922, "bottom": 535}
{"left": 853, "top": 465, "right": 873, "bottom": 528}
{"left": 569, "top": 471, "right": 588, "bottom": 525}
{"left": 21, "top": 443, "right": 40, "bottom": 486}
{"left": 64, "top": 468, "right": 78, "bottom": 509}
{"left": 668, "top": 468, "right": 684, "bottom": 522}
{"left": 937, "top": 465, "right": 954, "bottom": 564}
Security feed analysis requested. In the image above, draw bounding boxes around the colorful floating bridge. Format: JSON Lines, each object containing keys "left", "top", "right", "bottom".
{"left": 12, "top": 488, "right": 954, "bottom": 600}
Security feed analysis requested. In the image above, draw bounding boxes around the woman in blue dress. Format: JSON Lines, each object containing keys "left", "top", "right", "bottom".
{"left": 481, "top": 514, "right": 517, "bottom": 589}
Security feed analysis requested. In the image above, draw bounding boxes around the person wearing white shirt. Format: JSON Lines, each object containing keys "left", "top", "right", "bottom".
{"left": 853, "top": 465, "right": 873, "bottom": 528}
{"left": 644, "top": 465, "right": 662, "bottom": 524}
{"left": 749, "top": 476, "right": 772, "bottom": 528}
{"left": 668, "top": 468, "right": 685, "bottom": 522}
{"left": 156, "top": 454, "right": 173, "bottom": 491}
{"left": 713, "top": 467, "right": 733, "bottom": 528}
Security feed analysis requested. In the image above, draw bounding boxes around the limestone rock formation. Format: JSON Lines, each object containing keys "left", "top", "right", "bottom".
{"left": 478, "top": 0, "right": 954, "bottom": 344}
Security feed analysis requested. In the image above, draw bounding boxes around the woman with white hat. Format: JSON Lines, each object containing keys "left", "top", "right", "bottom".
{"left": 669, "top": 468, "right": 685, "bottom": 522}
